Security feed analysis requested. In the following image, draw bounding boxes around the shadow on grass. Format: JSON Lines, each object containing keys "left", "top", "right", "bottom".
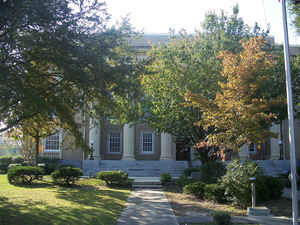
{"left": 0, "top": 184, "right": 129, "bottom": 225}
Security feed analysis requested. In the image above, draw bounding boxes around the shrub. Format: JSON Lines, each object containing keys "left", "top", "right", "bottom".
{"left": 183, "top": 181, "right": 205, "bottom": 199}
{"left": 199, "top": 161, "right": 226, "bottom": 184}
{"left": 7, "top": 166, "right": 44, "bottom": 184}
{"left": 51, "top": 166, "right": 83, "bottom": 186}
{"left": 256, "top": 175, "right": 284, "bottom": 202}
{"left": 203, "top": 183, "right": 226, "bottom": 203}
{"left": 38, "top": 157, "right": 60, "bottom": 175}
{"left": 0, "top": 156, "right": 12, "bottom": 173}
{"left": 220, "top": 159, "right": 263, "bottom": 208}
{"left": 213, "top": 211, "right": 231, "bottom": 225}
{"left": 176, "top": 175, "right": 196, "bottom": 187}
{"left": 183, "top": 167, "right": 201, "bottom": 177}
{"left": 97, "top": 171, "right": 129, "bottom": 186}
{"left": 160, "top": 173, "right": 172, "bottom": 185}
{"left": 12, "top": 156, "right": 24, "bottom": 164}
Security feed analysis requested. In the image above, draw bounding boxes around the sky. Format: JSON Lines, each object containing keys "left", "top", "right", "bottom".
{"left": 105, "top": 0, "right": 300, "bottom": 45}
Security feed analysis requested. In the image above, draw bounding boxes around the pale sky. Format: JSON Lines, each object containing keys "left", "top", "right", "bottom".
{"left": 106, "top": 0, "right": 300, "bottom": 45}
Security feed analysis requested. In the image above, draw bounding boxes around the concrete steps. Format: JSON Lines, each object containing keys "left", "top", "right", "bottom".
{"left": 83, "top": 160, "right": 189, "bottom": 177}
{"left": 131, "top": 177, "right": 163, "bottom": 189}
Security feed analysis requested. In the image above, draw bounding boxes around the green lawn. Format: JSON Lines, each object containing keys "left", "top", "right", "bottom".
{"left": 0, "top": 175, "right": 130, "bottom": 225}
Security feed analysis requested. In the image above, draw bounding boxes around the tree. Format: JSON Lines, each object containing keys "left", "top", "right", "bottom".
{"left": 187, "top": 37, "right": 285, "bottom": 151}
{"left": 0, "top": 0, "right": 140, "bottom": 157}
{"left": 139, "top": 7, "right": 269, "bottom": 152}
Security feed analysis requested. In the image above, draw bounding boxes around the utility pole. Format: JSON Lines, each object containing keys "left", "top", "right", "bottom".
{"left": 280, "top": 0, "right": 298, "bottom": 224}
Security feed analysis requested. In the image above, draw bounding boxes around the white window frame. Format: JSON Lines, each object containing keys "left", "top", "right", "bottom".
{"left": 108, "top": 132, "right": 122, "bottom": 154}
{"left": 140, "top": 132, "right": 155, "bottom": 154}
{"left": 248, "top": 143, "right": 257, "bottom": 154}
{"left": 43, "top": 131, "right": 62, "bottom": 152}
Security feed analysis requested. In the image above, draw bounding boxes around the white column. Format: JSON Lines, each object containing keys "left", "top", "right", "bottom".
{"left": 122, "top": 123, "right": 135, "bottom": 160}
{"left": 89, "top": 119, "right": 101, "bottom": 159}
{"left": 160, "top": 132, "right": 174, "bottom": 160}
{"left": 270, "top": 123, "right": 280, "bottom": 160}
{"left": 239, "top": 144, "right": 249, "bottom": 160}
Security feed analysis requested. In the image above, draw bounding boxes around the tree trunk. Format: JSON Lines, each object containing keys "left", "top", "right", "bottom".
{"left": 34, "top": 136, "right": 40, "bottom": 166}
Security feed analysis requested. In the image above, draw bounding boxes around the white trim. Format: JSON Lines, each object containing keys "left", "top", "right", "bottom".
{"left": 43, "top": 131, "right": 61, "bottom": 152}
{"left": 107, "top": 131, "right": 122, "bottom": 154}
{"left": 140, "top": 132, "right": 155, "bottom": 154}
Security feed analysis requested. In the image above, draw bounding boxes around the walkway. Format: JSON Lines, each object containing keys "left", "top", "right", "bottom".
{"left": 117, "top": 189, "right": 179, "bottom": 225}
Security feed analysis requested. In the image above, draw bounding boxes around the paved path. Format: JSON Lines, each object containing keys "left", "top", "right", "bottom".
{"left": 117, "top": 189, "right": 179, "bottom": 225}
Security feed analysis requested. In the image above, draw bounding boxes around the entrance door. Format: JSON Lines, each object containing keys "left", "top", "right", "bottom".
{"left": 176, "top": 142, "right": 190, "bottom": 161}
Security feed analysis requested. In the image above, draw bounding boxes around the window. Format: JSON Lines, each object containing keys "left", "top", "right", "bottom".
{"left": 44, "top": 132, "right": 60, "bottom": 152}
{"left": 108, "top": 132, "right": 121, "bottom": 153}
{"left": 141, "top": 132, "right": 154, "bottom": 153}
{"left": 248, "top": 143, "right": 257, "bottom": 154}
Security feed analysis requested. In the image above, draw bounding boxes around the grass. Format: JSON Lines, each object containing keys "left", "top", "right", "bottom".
{"left": 164, "top": 185, "right": 246, "bottom": 217}
{"left": 0, "top": 175, "right": 130, "bottom": 225}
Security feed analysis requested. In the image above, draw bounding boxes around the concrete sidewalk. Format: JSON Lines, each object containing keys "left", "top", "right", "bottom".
{"left": 117, "top": 189, "right": 179, "bottom": 225}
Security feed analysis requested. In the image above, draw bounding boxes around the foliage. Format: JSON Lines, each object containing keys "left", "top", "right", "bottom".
{"left": 188, "top": 37, "right": 282, "bottom": 151}
{"left": 97, "top": 171, "right": 129, "bottom": 186}
{"left": 213, "top": 211, "right": 232, "bottom": 225}
{"left": 160, "top": 173, "right": 172, "bottom": 185}
{"left": 51, "top": 166, "right": 83, "bottom": 186}
{"left": 255, "top": 175, "right": 284, "bottom": 202}
{"left": 7, "top": 166, "right": 44, "bottom": 184}
{"left": 38, "top": 157, "right": 60, "bottom": 175}
{"left": 184, "top": 167, "right": 201, "bottom": 177}
{"left": 199, "top": 161, "right": 226, "bottom": 184}
{"left": 12, "top": 156, "right": 24, "bottom": 164}
{"left": 220, "top": 160, "right": 263, "bottom": 208}
{"left": 176, "top": 175, "right": 196, "bottom": 187}
{"left": 0, "top": 0, "right": 141, "bottom": 159}
{"left": 183, "top": 181, "right": 205, "bottom": 199}
{"left": 203, "top": 183, "right": 226, "bottom": 203}
{"left": 0, "top": 156, "right": 12, "bottom": 173}
{"left": 138, "top": 7, "right": 269, "bottom": 150}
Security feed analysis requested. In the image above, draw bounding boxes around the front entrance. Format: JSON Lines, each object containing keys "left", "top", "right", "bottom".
{"left": 176, "top": 142, "right": 190, "bottom": 161}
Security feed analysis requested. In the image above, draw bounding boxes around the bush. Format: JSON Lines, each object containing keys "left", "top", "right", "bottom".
{"left": 38, "top": 157, "right": 60, "bottom": 175}
{"left": 199, "top": 161, "right": 226, "bottom": 184}
{"left": 183, "top": 181, "right": 205, "bottom": 199}
{"left": 256, "top": 175, "right": 284, "bottom": 202}
{"left": 160, "top": 173, "right": 172, "bottom": 185}
{"left": 176, "top": 175, "right": 196, "bottom": 187}
{"left": 213, "top": 211, "right": 231, "bottom": 225}
{"left": 183, "top": 167, "right": 201, "bottom": 177}
{"left": 97, "top": 171, "right": 129, "bottom": 186}
{"left": 0, "top": 156, "right": 12, "bottom": 173}
{"left": 203, "top": 183, "right": 226, "bottom": 203}
{"left": 7, "top": 166, "right": 44, "bottom": 184}
{"left": 220, "top": 159, "right": 263, "bottom": 208}
{"left": 51, "top": 166, "right": 83, "bottom": 186}
{"left": 12, "top": 156, "right": 24, "bottom": 164}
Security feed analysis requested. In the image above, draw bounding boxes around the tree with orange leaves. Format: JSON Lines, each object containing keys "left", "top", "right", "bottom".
{"left": 187, "top": 37, "right": 284, "bottom": 151}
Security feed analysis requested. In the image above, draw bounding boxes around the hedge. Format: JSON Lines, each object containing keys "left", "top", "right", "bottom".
{"left": 183, "top": 181, "right": 205, "bottom": 199}
{"left": 51, "top": 166, "right": 83, "bottom": 186}
{"left": 97, "top": 171, "right": 129, "bottom": 186}
{"left": 7, "top": 166, "right": 44, "bottom": 184}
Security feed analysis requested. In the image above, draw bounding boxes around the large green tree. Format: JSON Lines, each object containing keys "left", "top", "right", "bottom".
{"left": 0, "top": 0, "right": 140, "bottom": 155}
{"left": 139, "top": 7, "right": 269, "bottom": 149}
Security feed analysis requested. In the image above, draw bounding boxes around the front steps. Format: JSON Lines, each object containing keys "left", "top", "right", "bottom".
{"left": 131, "top": 177, "right": 162, "bottom": 189}
{"left": 82, "top": 160, "right": 188, "bottom": 178}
